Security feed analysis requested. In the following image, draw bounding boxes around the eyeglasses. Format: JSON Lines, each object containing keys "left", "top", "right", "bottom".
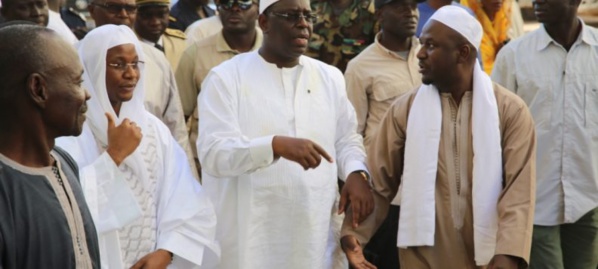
{"left": 270, "top": 11, "right": 318, "bottom": 24}
{"left": 218, "top": 0, "right": 255, "bottom": 10}
{"left": 108, "top": 61, "right": 144, "bottom": 71}
{"left": 91, "top": 2, "right": 138, "bottom": 14}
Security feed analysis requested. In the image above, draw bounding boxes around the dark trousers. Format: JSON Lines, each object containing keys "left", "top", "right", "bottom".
{"left": 363, "top": 205, "right": 400, "bottom": 269}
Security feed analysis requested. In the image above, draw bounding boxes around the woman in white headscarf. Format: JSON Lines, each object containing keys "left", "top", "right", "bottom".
{"left": 56, "top": 25, "right": 219, "bottom": 269}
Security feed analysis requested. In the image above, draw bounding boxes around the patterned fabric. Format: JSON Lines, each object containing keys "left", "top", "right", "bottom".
{"left": 117, "top": 125, "right": 159, "bottom": 268}
{"left": 462, "top": 0, "right": 511, "bottom": 74}
{"left": 306, "top": 0, "right": 377, "bottom": 72}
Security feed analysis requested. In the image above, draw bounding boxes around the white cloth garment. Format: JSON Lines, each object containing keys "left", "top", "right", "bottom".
{"left": 47, "top": 10, "right": 78, "bottom": 45}
{"left": 197, "top": 51, "right": 367, "bottom": 269}
{"left": 398, "top": 8, "right": 502, "bottom": 265}
{"left": 56, "top": 25, "right": 219, "bottom": 269}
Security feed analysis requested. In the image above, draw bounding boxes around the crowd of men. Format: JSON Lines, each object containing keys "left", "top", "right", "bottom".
{"left": 0, "top": 0, "right": 597, "bottom": 267}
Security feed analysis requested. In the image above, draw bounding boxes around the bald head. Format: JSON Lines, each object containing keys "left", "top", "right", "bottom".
{"left": 0, "top": 25, "right": 54, "bottom": 105}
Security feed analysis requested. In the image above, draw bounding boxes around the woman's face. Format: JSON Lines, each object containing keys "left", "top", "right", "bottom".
{"left": 105, "top": 43, "right": 140, "bottom": 108}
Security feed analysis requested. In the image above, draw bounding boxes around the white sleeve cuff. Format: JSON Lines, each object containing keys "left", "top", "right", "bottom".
{"left": 157, "top": 231, "right": 205, "bottom": 267}
{"left": 340, "top": 160, "right": 369, "bottom": 182}
{"left": 249, "top": 135, "right": 275, "bottom": 168}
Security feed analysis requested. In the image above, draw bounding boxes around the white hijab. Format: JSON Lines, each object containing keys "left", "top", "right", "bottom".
{"left": 77, "top": 24, "right": 151, "bottom": 184}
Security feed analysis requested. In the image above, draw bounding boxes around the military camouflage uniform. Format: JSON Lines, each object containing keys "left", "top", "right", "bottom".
{"left": 306, "top": 0, "right": 377, "bottom": 72}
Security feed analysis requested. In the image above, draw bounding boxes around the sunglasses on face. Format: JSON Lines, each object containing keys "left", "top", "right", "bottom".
{"left": 92, "top": 2, "right": 138, "bottom": 14}
{"left": 269, "top": 11, "right": 318, "bottom": 24}
{"left": 218, "top": 0, "right": 255, "bottom": 10}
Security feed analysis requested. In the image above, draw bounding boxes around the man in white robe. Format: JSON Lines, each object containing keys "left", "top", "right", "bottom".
{"left": 56, "top": 25, "right": 218, "bottom": 269}
{"left": 196, "top": 0, "right": 372, "bottom": 267}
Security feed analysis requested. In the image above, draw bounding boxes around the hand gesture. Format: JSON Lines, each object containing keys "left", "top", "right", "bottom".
{"left": 339, "top": 172, "right": 374, "bottom": 228}
{"left": 488, "top": 254, "right": 523, "bottom": 269}
{"left": 272, "top": 136, "right": 333, "bottom": 170}
{"left": 341, "top": 235, "right": 377, "bottom": 269}
{"left": 130, "top": 249, "right": 172, "bottom": 269}
{"left": 105, "top": 112, "right": 142, "bottom": 166}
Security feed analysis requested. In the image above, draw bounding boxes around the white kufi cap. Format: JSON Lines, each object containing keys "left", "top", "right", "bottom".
{"left": 424, "top": 5, "right": 483, "bottom": 50}
{"left": 259, "top": 0, "right": 278, "bottom": 14}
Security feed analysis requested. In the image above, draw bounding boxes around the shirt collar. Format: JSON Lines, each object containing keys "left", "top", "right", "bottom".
{"left": 374, "top": 31, "right": 420, "bottom": 60}
{"left": 216, "top": 28, "right": 264, "bottom": 54}
{"left": 140, "top": 36, "right": 163, "bottom": 47}
{"left": 537, "top": 18, "right": 598, "bottom": 51}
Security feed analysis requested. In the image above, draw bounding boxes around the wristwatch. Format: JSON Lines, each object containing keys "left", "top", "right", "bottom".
{"left": 354, "top": 170, "right": 373, "bottom": 188}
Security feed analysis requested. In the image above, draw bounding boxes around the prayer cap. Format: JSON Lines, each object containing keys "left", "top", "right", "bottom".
{"left": 375, "top": 0, "right": 424, "bottom": 10}
{"left": 259, "top": 0, "right": 276, "bottom": 14}
{"left": 136, "top": 0, "right": 169, "bottom": 7}
{"left": 425, "top": 5, "right": 483, "bottom": 50}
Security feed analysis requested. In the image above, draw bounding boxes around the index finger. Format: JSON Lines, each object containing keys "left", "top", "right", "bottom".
{"left": 312, "top": 142, "right": 333, "bottom": 163}
{"left": 352, "top": 202, "right": 362, "bottom": 228}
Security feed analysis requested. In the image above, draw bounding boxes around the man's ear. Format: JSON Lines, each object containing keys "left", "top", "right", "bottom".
{"left": 258, "top": 13, "right": 269, "bottom": 33}
{"left": 374, "top": 8, "right": 382, "bottom": 23}
{"left": 27, "top": 73, "right": 49, "bottom": 109}
{"left": 457, "top": 44, "right": 474, "bottom": 64}
{"left": 88, "top": 3, "right": 96, "bottom": 17}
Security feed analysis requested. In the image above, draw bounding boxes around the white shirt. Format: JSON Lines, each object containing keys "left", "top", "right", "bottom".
{"left": 197, "top": 51, "right": 367, "bottom": 269}
{"left": 47, "top": 10, "right": 78, "bottom": 45}
{"left": 492, "top": 20, "right": 598, "bottom": 225}
{"left": 140, "top": 37, "right": 163, "bottom": 48}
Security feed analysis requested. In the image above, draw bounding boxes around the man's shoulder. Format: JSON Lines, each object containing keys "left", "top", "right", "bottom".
{"left": 388, "top": 87, "right": 419, "bottom": 123}
{"left": 169, "top": 3, "right": 183, "bottom": 16}
{"left": 502, "top": 28, "right": 544, "bottom": 54}
{"left": 210, "top": 51, "right": 255, "bottom": 73}
{"left": 493, "top": 82, "right": 527, "bottom": 112}
{"left": 186, "top": 15, "right": 222, "bottom": 33}
{"left": 140, "top": 43, "right": 172, "bottom": 72}
{"left": 164, "top": 28, "right": 186, "bottom": 40}
{"left": 194, "top": 32, "right": 220, "bottom": 48}
{"left": 346, "top": 43, "right": 378, "bottom": 64}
